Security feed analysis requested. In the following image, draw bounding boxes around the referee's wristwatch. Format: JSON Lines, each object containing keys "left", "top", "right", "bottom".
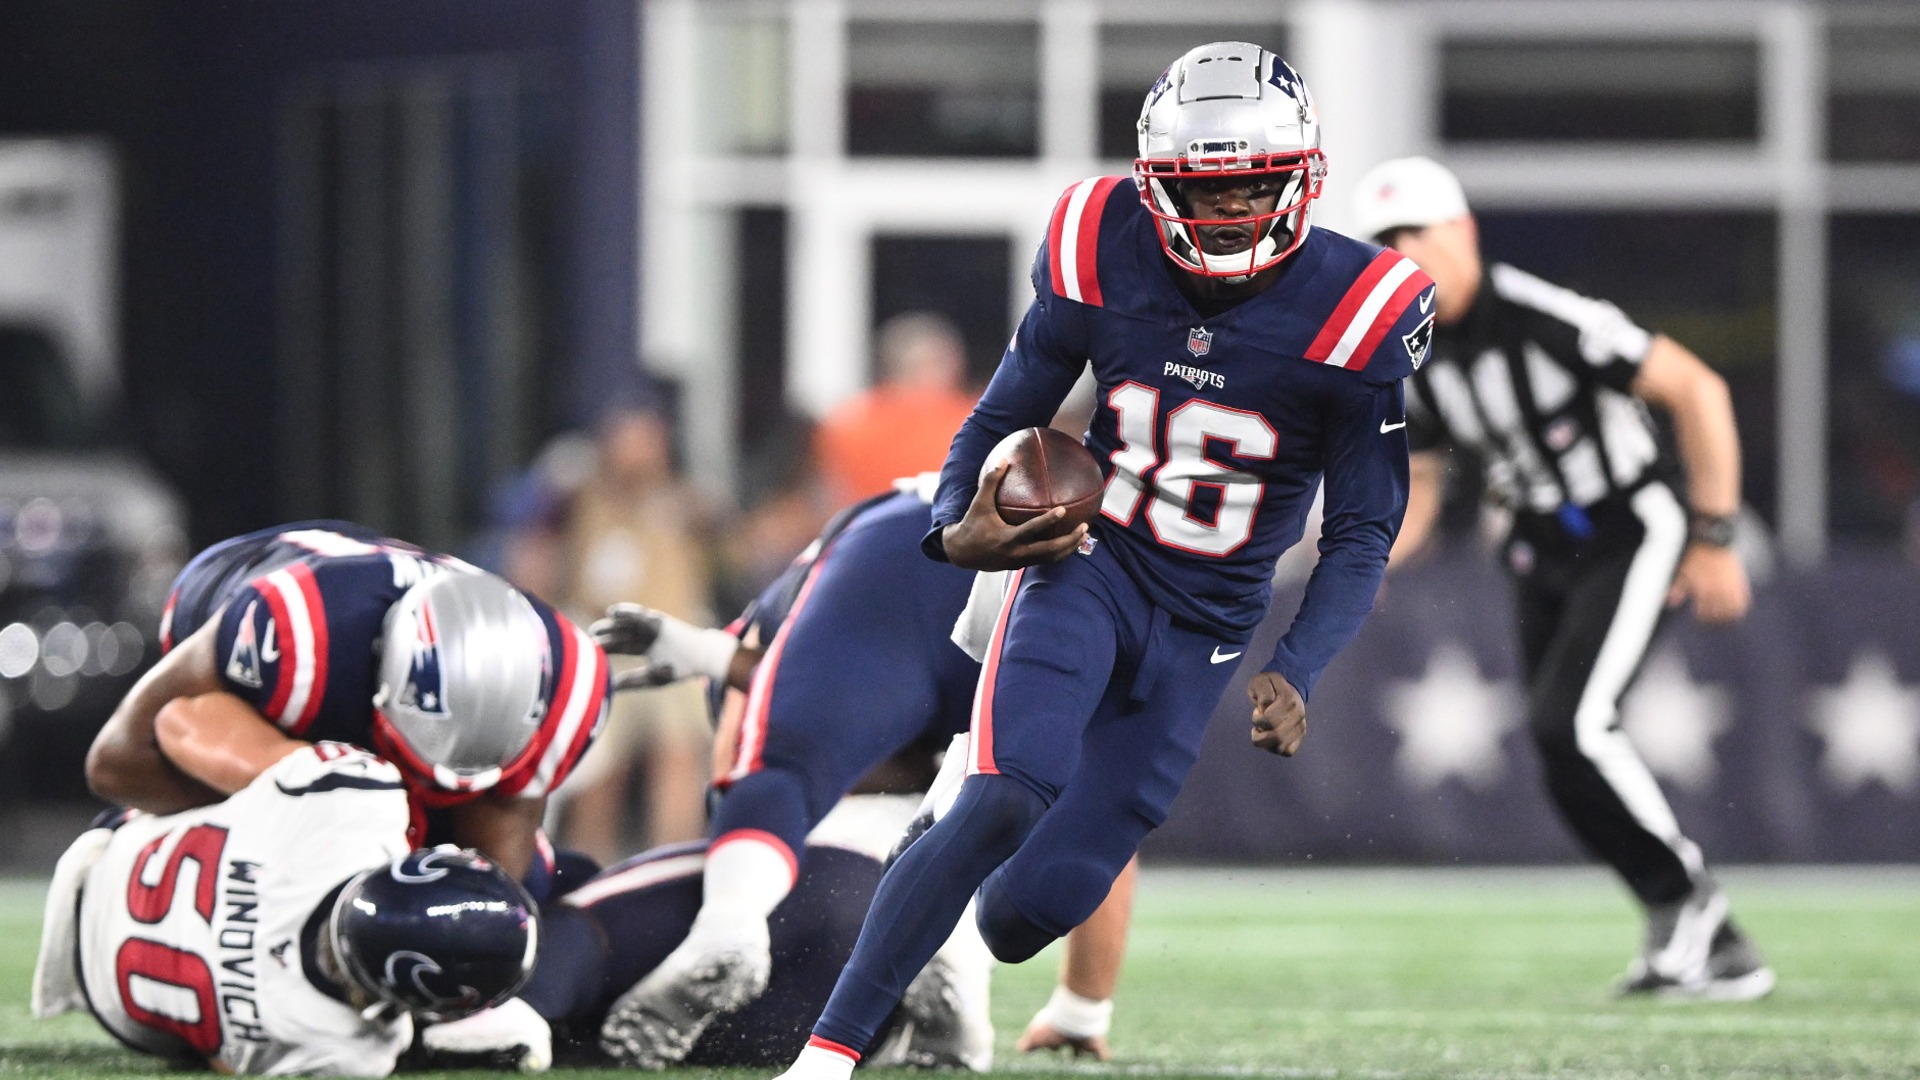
{"left": 1688, "top": 511, "right": 1737, "bottom": 548}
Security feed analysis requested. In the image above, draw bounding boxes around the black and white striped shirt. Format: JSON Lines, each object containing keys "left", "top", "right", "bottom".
{"left": 1406, "top": 263, "right": 1669, "bottom": 516}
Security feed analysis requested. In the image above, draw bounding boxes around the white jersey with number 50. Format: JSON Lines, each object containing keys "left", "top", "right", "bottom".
{"left": 59, "top": 745, "right": 414, "bottom": 1076}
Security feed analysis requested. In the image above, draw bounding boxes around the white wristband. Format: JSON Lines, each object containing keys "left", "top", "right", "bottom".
{"left": 1034, "top": 985, "right": 1113, "bottom": 1041}
{"left": 651, "top": 617, "right": 740, "bottom": 683}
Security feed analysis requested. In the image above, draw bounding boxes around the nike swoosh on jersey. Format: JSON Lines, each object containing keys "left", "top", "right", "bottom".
{"left": 1380, "top": 419, "right": 1407, "bottom": 433}
{"left": 1210, "top": 648, "right": 1243, "bottom": 664}
{"left": 1419, "top": 289, "right": 1434, "bottom": 314}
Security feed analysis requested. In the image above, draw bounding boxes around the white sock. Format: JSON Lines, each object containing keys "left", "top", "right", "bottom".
{"left": 776, "top": 1040, "right": 859, "bottom": 1080}
{"left": 914, "top": 733, "right": 971, "bottom": 823}
{"left": 687, "top": 831, "right": 795, "bottom": 944}
{"left": 934, "top": 898, "right": 997, "bottom": 1068}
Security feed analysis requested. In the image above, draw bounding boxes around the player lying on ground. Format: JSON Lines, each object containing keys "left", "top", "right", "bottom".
{"left": 34, "top": 742, "right": 545, "bottom": 1076}
{"left": 1353, "top": 157, "right": 1772, "bottom": 1000}
{"left": 774, "top": 41, "right": 1433, "bottom": 1080}
{"left": 521, "top": 786, "right": 992, "bottom": 1070}
{"left": 587, "top": 476, "right": 1136, "bottom": 1067}
{"left": 84, "top": 521, "right": 612, "bottom": 891}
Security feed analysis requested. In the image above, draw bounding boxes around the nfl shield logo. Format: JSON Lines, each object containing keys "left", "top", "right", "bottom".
{"left": 1186, "top": 326, "right": 1213, "bottom": 358}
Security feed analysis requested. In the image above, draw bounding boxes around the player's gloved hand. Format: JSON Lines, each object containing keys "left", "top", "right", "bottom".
{"left": 589, "top": 602, "right": 664, "bottom": 655}
{"left": 1017, "top": 986, "right": 1113, "bottom": 1061}
{"left": 940, "top": 462, "right": 1089, "bottom": 572}
{"left": 589, "top": 603, "right": 739, "bottom": 686}
{"left": 1247, "top": 671, "right": 1306, "bottom": 756}
{"left": 417, "top": 997, "right": 552, "bottom": 1073}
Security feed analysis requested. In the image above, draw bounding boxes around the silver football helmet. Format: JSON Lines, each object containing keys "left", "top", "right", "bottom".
{"left": 1134, "top": 42, "right": 1326, "bottom": 279}
{"left": 373, "top": 571, "right": 551, "bottom": 797}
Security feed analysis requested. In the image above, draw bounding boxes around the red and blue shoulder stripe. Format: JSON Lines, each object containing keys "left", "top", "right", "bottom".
{"left": 1046, "top": 176, "right": 1126, "bottom": 307}
{"left": 1304, "top": 249, "right": 1435, "bottom": 372}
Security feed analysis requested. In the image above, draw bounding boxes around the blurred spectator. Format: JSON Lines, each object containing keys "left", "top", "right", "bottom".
{"left": 549, "top": 401, "right": 718, "bottom": 863}
{"left": 813, "top": 312, "right": 978, "bottom": 507}
{"left": 713, "top": 408, "right": 836, "bottom": 619}
{"left": 479, "top": 432, "right": 596, "bottom": 602}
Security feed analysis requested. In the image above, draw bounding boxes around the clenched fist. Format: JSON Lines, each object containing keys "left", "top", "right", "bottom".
{"left": 1247, "top": 672, "right": 1305, "bottom": 756}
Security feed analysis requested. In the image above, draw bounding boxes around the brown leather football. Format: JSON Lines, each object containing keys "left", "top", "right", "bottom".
{"left": 982, "top": 426, "right": 1105, "bottom": 532}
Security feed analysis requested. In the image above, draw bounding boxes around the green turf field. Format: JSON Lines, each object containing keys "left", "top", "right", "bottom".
{"left": 4, "top": 866, "right": 1917, "bottom": 1079}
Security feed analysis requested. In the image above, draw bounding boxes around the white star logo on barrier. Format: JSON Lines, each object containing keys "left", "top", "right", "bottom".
{"left": 1385, "top": 643, "right": 1522, "bottom": 790}
{"left": 1808, "top": 651, "right": 1920, "bottom": 795}
{"left": 1620, "top": 648, "right": 1728, "bottom": 793}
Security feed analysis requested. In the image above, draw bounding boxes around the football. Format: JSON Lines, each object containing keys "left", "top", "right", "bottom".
{"left": 982, "top": 426, "right": 1105, "bottom": 532}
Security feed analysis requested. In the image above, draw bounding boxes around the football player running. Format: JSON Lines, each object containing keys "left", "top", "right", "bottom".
{"left": 34, "top": 742, "right": 545, "bottom": 1076}
{"left": 84, "top": 521, "right": 612, "bottom": 889}
{"left": 775, "top": 42, "right": 1433, "bottom": 1080}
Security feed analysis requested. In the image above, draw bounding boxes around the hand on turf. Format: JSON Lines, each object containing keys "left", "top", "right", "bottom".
{"left": 1667, "top": 544, "right": 1750, "bottom": 625}
{"left": 940, "top": 462, "right": 1089, "bottom": 571}
{"left": 1247, "top": 672, "right": 1306, "bottom": 756}
{"left": 1017, "top": 1020, "right": 1112, "bottom": 1061}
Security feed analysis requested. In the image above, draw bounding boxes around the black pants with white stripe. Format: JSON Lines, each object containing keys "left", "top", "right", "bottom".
{"left": 1507, "top": 482, "right": 1702, "bottom": 907}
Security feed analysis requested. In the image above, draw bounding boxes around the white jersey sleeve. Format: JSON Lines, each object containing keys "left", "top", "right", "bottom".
{"left": 72, "top": 744, "right": 416, "bottom": 1076}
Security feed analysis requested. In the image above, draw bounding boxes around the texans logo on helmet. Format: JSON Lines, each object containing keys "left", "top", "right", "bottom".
{"left": 390, "top": 849, "right": 459, "bottom": 884}
{"left": 401, "top": 600, "right": 449, "bottom": 715}
{"left": 383, "top": 950, "right": 481, "bottom": 1012}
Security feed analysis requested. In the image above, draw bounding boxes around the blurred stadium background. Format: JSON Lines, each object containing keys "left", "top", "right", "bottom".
{"left": 0, "top": 2, "right": 1918, "bottom": 1065}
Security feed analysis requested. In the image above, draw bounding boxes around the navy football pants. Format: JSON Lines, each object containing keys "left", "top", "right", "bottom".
{"left": 715, "top": 496, "right": 978, "bottom": 863}
{"left": 811, "top": 541, "right": 1245, "bottom": 1053}
{"left": 525, "top": 843, "right": 881, "bottom": 1067}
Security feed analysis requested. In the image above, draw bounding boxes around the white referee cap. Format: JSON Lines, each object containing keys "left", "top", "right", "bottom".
{"left": 1351, "top": 156, "right": 1471, "bottom": 241}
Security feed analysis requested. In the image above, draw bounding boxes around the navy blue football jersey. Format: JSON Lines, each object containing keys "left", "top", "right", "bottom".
{"left": 162, "top": 522, "right": 610, "bottom": 802}
{"left": 929, "top": 178, "right": 1435, "bottom": 699}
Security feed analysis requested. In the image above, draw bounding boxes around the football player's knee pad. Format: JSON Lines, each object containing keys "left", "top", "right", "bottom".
{"left": 976, "top": 846, "right": 1122, "bottom": 964}
{"left": 947, "top": 774, "right": 1049, "bottom": 851}
{"left": 974, "top": 869, "right": 1057, "bottom": 964}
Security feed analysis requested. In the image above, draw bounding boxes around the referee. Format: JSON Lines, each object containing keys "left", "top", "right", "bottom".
{"left": 1352, "top": 157, "right": 1772, "bottom": 1001}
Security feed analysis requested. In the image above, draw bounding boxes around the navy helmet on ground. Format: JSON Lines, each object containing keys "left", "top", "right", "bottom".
{"left": 330, "top": 847, "right": 539, "bottom": 1021}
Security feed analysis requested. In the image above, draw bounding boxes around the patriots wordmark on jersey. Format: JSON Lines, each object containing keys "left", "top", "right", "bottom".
{"left": 42, "top": 745, "right": 416, "bottom": 1076}
{"left": 933, "top": 175, "right": 1434, "bottom": 698}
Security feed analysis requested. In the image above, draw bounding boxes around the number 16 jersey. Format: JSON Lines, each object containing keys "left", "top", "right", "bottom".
{"left": 929, "top": 177, "right": 1436, "bottom": 700}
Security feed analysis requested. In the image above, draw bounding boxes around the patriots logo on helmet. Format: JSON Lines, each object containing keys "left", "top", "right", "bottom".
{"left": 526, "top": 630, "right": 555, "bottom": 724}
{"left": 1145, "top": 66, "right": 1173, "bottom": 108}
{"left": 401, "top": 600, "right": 449, "bottom": 715}
{"left": 226, "top": 600, "right": 266, "bottom": 688}
{"left": 1267, "top": 59, "right": 1307, "bottom": 102}
{"left": 1187, "top": 326, "right": 1214, "bottom": 357}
